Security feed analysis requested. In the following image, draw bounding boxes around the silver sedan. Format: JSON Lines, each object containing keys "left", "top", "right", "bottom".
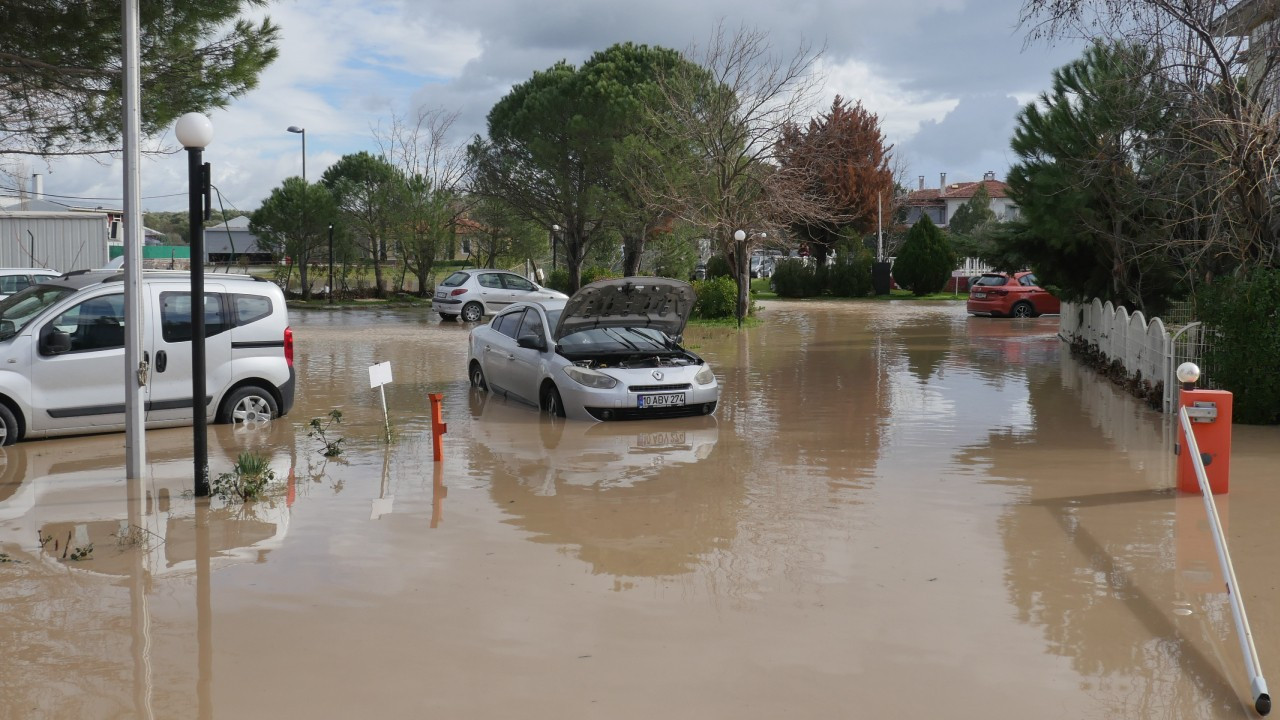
{"left": 466, "top": 278, "right": 719, "bottom": 421}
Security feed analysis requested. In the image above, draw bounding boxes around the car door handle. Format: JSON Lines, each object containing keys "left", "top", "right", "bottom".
{"left": 156, "top": 350, "right": 167, "bottom": 373}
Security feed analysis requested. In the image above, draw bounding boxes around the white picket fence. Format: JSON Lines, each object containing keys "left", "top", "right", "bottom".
{"left": 1058, "top": 299, "right": 1210, "bottom": 414}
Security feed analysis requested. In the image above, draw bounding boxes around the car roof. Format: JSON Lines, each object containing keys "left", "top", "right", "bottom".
{"left": 35, "top": 269, "right": 277, "bottom": 292}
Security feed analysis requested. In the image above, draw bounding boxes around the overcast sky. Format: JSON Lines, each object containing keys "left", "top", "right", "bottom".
{"left": 8, "top": 0, "right": 1083, "bottom": 215}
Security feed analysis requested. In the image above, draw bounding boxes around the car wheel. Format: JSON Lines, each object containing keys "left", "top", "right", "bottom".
{"left": 217, "top": 385, "right": 279, "bottom": 425}
{"left": 1011, "top": 301, "right": 1035, "bottom": 318}
{"left": 0, "top": 403, "right": 20, "bottom": 446}
{"left": 542, "top": 385, "right": 566, "bottom": 418}
{"left": 460, "top": 302, "right": 484, "bottom": 323}
{"left": 469, "top": 361, "right": 488, "bottom": 390}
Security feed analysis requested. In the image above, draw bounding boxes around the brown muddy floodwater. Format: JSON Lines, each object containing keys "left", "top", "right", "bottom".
{"left": 2, "top": 299, "right": 1279, "bottom": 719}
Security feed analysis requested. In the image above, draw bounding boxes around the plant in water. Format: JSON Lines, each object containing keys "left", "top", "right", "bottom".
{"left": 308, "top": 409, "right": 345, "bottom": 457}
{"left": 68, "top": 544, "right": 93, "bottom": 561}
{"left": 212, "top": 451, "right": 277, "bottom": 501}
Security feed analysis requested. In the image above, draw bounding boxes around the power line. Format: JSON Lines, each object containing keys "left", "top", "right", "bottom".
{"left": 0, "top": 183, "right": 187, "bottom": 203}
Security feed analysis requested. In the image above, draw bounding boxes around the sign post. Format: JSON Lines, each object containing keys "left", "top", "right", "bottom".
{"left": 368, "top": 361, "right": 393, "bottom": 442}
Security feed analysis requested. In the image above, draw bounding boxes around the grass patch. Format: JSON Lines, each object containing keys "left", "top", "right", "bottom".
{"left": 687, "top": 315, "right": 763, "bottom": 329}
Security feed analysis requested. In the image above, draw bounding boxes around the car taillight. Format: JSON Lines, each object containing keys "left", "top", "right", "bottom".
{"left": 450, "top": 288, "right": 468, "bottom": 296}
{"left": 992, "top": 289, "right": 1009, "bottom": 296}
{"left": 284, "top": 326, "right": 294, "bottom": 367}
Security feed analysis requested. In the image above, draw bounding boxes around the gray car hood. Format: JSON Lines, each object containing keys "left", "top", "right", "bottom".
{"left": 552, "top": 277, "right": 697, "bottom": 341}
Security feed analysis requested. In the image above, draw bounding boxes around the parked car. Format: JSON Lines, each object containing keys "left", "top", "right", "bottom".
{"left": 0, "top": 268, "right": 60, "bottom": 299}
{"left": 966, "top": 271, "right": 1061, "bottom": 318}
{"left": 466, "top": 277, "right": 719, "bottom": 421}
{"left": 433, "top": 269, "right": 568, "bottom": 323}
{"left": 749, "top": 254, "right": 775, "bottom": 279}
{"left": 0, "top": 269, "right": 295, "bottom": 445}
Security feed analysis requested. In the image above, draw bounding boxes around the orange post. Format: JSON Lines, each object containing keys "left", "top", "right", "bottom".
{"left": 1177, "top": 388, "right": 1232, "bottom": 494}
{"left": 429, "top": 392, "right": 447, "bottom": 462}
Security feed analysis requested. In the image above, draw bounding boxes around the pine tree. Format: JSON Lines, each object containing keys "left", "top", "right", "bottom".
{"left": 1, "top": 1, "right": 280, "bottom": 155}
{"left": 893, "top": 216, "right": 955, "bottom": 296}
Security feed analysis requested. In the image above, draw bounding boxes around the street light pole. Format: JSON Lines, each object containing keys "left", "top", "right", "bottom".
{"left": 287, "top": 126, "right": 306, "bottom": 183}
{"left": 328, "top": 223, "right": 335, "bottom": 305}
{"left": 177, "top": 113, "right": 213, "bottom": 497}
{"left": 551, "top": 224, "right": 560, "bottom": 272}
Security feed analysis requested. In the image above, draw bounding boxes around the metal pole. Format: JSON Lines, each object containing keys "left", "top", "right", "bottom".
{"left": 189, "top": 147, "right": 209, "bottom": 497}
{"left": 1180, "top": 406, "right": 1271, "bottom": 716}
{"left": 328, "top": 223, "right": 334, "bottom": 304}
{"left": 877, "top": 191, "right": 883, "bottom": 262}
{"left": 122, "top": 0, "right": 146, "bottom": 477}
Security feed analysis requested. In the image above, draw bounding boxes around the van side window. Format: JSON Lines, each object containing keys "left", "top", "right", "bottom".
{"left": 47, "top": 293, "right": 126, "bottom": 353}
{"left": 161, "top": 292, "right": 229, "bottom": 343}
{"left": 232, "top": 294, "right": 273, "bottom": 326}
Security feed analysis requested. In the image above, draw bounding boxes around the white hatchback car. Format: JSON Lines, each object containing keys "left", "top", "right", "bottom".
{"left": 434, "top": 269, "right": 567, "bottom": 322}
{"left": 466, "top": 277, "right": 719, "bottom": 421}
{"left": 0, "top": 268, "right": 61, "bottom": 299}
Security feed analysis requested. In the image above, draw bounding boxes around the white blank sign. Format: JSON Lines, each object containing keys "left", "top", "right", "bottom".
{"left": 369, "top": 361, "right": 393, "bottom": 388}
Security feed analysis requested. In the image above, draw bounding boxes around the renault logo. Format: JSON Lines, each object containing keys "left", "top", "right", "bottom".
{"left": 652, "top": 370, "right": 664, "bottom": 381}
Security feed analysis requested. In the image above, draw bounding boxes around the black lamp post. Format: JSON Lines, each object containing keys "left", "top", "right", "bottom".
{"left": 176, "top": 112, "right": 214, "bottom": 497}
{"left": 328, "top": 223, "right": 335, "bottom": 304}
{"left": 551, "top": 224, "right": 560, "bottom": 272}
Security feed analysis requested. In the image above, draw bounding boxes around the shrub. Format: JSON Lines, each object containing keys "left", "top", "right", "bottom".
{"left": 893, "top": 216, "right": 955, "bottom": 296}
{"left": 580, "top": 266, "right": 621, "bottom": 286}
{"left": 705, "top": 255, "right": 732, "bottom": 279}
{"left": 546, "top": 269, "right": 571, "bottom": 293}
{"left": 771, "top": 258, "right": 823, "bottom": 297}
{"left": 1198, "top": 269, "right": 1280, "bottom": 424}
{"left": 212, "top": 451, "right": 277, "bottom": 501}
{"left": 691, "top": 276, "right": 737, "bottom": 319}
{"left": 828, "top": 245, "right": 874, "bottom": 297}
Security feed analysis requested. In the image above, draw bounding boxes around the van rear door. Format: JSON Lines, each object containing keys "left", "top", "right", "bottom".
{"left": 145, "top": 283, "right": 233, "bottom": 423}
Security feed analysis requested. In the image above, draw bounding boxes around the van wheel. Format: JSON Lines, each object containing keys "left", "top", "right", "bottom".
{"left": 460, "top": 302, "right": 484, "bottom": 323}
{"left": 0, "top": 404, "right": 19, "bottom": 446}
{"left": 217, "top": 386, "right": 279, "bottom": 425}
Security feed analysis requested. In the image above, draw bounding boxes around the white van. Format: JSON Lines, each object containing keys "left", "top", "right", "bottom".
{"left": 0, "top": 270, "right": 295, "bottom": 445}
{"left": 0, "top": 268, "right": 61, "bottom": 299}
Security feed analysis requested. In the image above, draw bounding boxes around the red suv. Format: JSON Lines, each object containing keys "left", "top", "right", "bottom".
{"left": 966, "top": 271, "right": 1060, "bottom": 318}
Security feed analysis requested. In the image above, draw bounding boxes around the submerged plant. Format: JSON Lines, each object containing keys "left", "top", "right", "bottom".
{"left": 212, "top": 451, "right": 277, "bottom": 501}
{"left": 308, "top": 409, "right": 345, "bottom": 457}
{"left": 67, "top": 544, "right": 93, "bottom": 561}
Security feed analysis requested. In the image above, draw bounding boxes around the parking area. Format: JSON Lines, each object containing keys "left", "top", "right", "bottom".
{"left": 2, "top": 301, "right": 1278, "bottom": 718}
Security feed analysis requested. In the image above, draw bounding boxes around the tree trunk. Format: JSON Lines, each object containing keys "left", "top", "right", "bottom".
{"left": 417, "top": 265, "right": 432, "bottom": 298}
{"left": 623, "top": 246, "right": 642, "bottom": 276}
{"left": 299, "top": 262, "right": 311, "bottom": 301}
{"left": 372, "top": 257, "right": 385, "bottom": 299}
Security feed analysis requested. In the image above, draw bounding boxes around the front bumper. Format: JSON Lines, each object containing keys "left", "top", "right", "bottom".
{"left": 558, "top": 377, "right": 720, "bottom": 422}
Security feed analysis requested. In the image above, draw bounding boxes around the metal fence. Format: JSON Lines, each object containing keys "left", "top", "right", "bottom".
{"left": 1059, "top": 299, "right": 1217, "bottom": 414}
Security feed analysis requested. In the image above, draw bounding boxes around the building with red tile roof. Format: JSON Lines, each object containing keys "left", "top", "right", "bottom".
{"left": 904, "top": 171, "right": 1020, "bottom": 228}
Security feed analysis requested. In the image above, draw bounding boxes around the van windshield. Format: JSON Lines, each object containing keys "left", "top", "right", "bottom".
{"left": 0, "top": 285, "right": 75, "bottom": 340}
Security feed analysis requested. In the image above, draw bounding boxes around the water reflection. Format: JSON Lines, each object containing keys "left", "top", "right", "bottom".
{"left": 467, "top": 390, "right": 735, "bottom": 578}
{"left": 0, "top": 425, "right": 296, "bottom": 718}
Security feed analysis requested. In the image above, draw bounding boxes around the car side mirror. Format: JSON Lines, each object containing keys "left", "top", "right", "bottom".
{"left": 517, "top": 334, "right": 547, "bottom": 351}
{"left": 41, "top": 330, "right": 72, "bottom": 355}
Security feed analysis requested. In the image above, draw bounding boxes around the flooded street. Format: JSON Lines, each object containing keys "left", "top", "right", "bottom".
{"left": 3, "top": 299, "right": 1279, "bottom": 719}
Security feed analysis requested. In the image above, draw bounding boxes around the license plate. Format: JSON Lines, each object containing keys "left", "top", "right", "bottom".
{"left": 638, "top": 431, "right": 687, "bottom": 447}
{"left": 435, "top": 291, "right": 446, "bottom": 299}
{"left": 638, "top": 393, "right": 685, "bottom": 409}
{"left": 973, "top": 292, "right": 986, "bottom": 298}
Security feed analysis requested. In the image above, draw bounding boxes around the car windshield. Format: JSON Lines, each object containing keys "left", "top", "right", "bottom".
{"left": 0, "top": 285, "right": 75, "bottom": 340}
{"left": 559, "top": 326, "right": 671, "bottom": 353}
{"left": 441, "top": 272, "right": 469, "bottom": 287}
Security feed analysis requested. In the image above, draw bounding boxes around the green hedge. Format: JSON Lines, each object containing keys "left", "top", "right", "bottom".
{"left": 691, "top": 276, "right": 737, "bottom": 319}
{"left": 1199, "top": 269, "right": 1280, "bottom": 424}
{"left": 828, "top": 246, "right": 874, "bottom": 297}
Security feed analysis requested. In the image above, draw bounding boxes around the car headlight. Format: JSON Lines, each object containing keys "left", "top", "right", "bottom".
{"left": 694, "top": 365, "right": 715, "bottom": 385}
{"left": 562, "top": 365, "right": 618, "bottom": 389}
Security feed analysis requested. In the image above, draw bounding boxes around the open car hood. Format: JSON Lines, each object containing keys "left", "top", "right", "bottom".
{"left": 553, "top": 277, "right": 697, "bottom": 341}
